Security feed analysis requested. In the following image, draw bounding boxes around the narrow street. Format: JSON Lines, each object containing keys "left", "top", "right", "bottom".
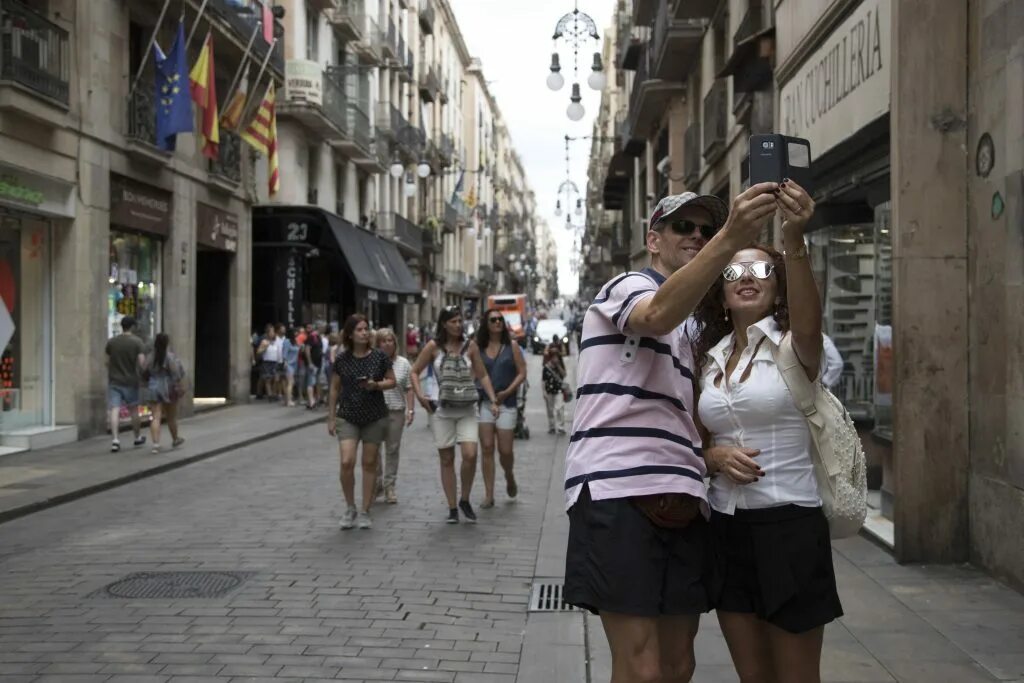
{"left": 1, "top": 353, "right": 1023, "bottom": 683}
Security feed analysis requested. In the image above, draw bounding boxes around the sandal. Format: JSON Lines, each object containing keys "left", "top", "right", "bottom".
{"left": 151, "top": 445, "right": 161, "bottom": 454}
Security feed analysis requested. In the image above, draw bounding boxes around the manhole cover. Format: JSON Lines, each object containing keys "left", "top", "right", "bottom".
{"left": 528, "top": 581, "right": 577, "bottom": 612}
{"left": 102, "top": 571, "right": 248, "bottom": 599}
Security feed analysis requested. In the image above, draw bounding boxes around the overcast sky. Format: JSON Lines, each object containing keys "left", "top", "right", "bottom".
{"left": 448, "top": 0, "right": 616, "bottom": 298}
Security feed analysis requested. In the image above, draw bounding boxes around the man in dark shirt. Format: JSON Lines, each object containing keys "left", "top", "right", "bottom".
{"left": 105, "top": 316, "right": 147, "bottom": 452}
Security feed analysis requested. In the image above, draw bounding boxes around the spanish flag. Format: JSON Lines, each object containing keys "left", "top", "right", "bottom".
{"left": 241, "top": 82, "right": 280, "bottom": 195}
{"left": 189, "top": 31, "right": 220, "bottom": 160}
{"left": 220, "top": 62, "right": 249, "bottom": 131}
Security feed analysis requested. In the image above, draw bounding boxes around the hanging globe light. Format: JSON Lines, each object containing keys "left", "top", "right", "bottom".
{"left": 390, "top": 162, "right": 404, "bottom": 179}
{"left": 566, "top": 83, "right": 585, "bottom": 121}
{"left": 575, "top": 198, "right": 583, "bottom": 215}
{"left": 546, "top": 53, "right": 565, "bottom": 91}
{"left": 416, "top": 161, "right": 432, "bottom": 178}
{"left": 554, "top": 199, "right": 562, "bottom": 217}
{"left": 587, "top": 52, "right": 606, "bottom": 91}
{"left": 404, "top": 172, "right": 417, "bottom": 197}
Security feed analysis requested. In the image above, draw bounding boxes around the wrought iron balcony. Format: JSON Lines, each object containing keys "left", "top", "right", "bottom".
{"left": 702, "top": 79, "right": 728, "bottom": 162}
{"left": 721, "top": 1, "right": 773, "bottom": 93}
{"left": 210, "top": 130, "right": 242, "bottom": 186}
{"left": 442, "top": 200, "right": 458, "bottom": 233}
{"left": 278, "top": 62, "right": 349, "bottom": 141}
{"left": 422, "top": 219, "right": 443, "bottom": 252}
{"left": 650, "top": 0, "right": 704, "bottom": 80}
{"left": 378, "top": 211, "right": 423, "bottom": 255}
{"left": 381, "top": 18, "right": 398, "bottom": 59}
{"left": 209, "top": 0, "right": 284, "bottom": 77}
{"left": 125, "top": 89, "right": 168, "bottom": 158}
{"left": 445, "top": 269, "right": 470, "bottom": 293}
{"left": 353, "top": 14, "right": 382, "bottom": 65}
{"left": 419, "top": 0, "right": 435, "bottom": 34}
{"left": 627, "top": 44, "right": 683, "bottom": 141}
{"left": 327, "top": 1, "right": 365, "bottom": 41}
{"left": 683, "top": 121, "right": 701, "bottom": 187}
{"left": 0, "top": 0, "right": 70, "bottom": 106}
{"left": 419, "top": 66, "right": 441, "bottom": 103}
{"left": 439, "top": 133, "right": 455, "bottom": 166}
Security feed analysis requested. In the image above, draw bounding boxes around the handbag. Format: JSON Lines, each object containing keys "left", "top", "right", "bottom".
{"left": 771, "top": 333, "right": 868, "bottom": 539}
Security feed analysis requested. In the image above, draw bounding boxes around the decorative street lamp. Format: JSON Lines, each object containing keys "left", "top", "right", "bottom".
{"left": 545, "top": 2, "right": 603, "bottom": 121}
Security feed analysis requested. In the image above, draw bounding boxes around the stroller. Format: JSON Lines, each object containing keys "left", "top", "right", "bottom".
{"left": 514, "top": 376, "right": 530, "bottom": 440}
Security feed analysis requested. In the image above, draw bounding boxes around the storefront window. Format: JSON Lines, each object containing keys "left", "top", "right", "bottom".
{"left": 0, "top": 215, "right": 52, "bottom": 430}
{"left": 108, "top": 231, "right": 161, "bottom": 343}
{"left": 808, "top": 223, "right": 877, "bottom": 420}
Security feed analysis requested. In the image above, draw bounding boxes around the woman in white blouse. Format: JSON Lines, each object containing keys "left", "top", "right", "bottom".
{"left": 693, "top": 180, "right": 841, "bottom": 683}
{"left": 374, "top": 328, "right": 415, "bottom": 504}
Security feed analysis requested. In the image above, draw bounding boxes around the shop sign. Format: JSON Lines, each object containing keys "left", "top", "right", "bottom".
{"left": 367, "top": 289, "right": 379, "bottom": 302}
{"left": 284, "top": 59, "right": 323, "bottom": 107}
{"left": 278, "top": 249, "right": 303, "bottom": 329}
{"left": 0, "top": 163, "right": 75, "bottom": 218}
{"left": 779, "top": 0, "right": 890, "bottom": 160}
{"left": 110, "top": 175, "right": 172, "bottom": 236}
{"left": 196, "top": 202, "right": 239, "bottom": 252}
{"left": 387, "top": 293, "right": 398, "bottom": 304}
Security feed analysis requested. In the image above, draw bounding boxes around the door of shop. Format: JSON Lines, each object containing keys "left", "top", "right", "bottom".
{"left": 194, "top": 249, "right": 231, "bottom": 398}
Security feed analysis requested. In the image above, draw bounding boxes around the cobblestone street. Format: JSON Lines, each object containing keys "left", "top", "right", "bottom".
{"left": 2, "top": 356, "right": 1024, "bottom": 683}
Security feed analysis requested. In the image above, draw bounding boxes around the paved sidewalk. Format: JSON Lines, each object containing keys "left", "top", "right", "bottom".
{"left": 0, "top": 402, "right": 323, "bottom": 524}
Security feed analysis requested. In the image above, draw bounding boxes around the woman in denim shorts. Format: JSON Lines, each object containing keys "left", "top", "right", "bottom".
{"left": 327, "top": 314, "right": 396, "bottom": 531}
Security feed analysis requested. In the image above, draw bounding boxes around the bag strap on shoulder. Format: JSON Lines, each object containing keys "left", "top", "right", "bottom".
{"left": 770, "top": 333, "right": 817, "bottom": 417}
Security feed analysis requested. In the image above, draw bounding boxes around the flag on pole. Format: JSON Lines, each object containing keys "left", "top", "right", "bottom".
{"left": 220, "top": 62, "right": 249, "bottom": 131}
{"left": 240, "top": 82, "right": 280, "bottom": 195}
{"left": 466, "top": 187, "right": 477, "bottom": 209}
{"left": 154, "top": 20, "right": 193, "bottom": 151}
{"left": 189, "top": 31, "right": 220, "bottom": 159}
{"left": 450, "top": 170, "right": 464, "bottom": 204}
{"left": 261, "top": 1, "right": 274, "bottom": 43}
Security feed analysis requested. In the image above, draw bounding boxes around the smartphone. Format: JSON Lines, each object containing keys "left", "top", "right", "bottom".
{"left": 749, "top": 134, "right": 812, "bottom": 192}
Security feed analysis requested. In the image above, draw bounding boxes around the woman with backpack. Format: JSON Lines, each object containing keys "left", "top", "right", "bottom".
{"left": 693, "top": 181, "right": 841, "bottom": 682}
{"left": 142, "top": 333, "right": 186, "bottom": 454}
{"left": 327, "top": 314, "right": 397, "bottom": 531}
{"left": 410, "top": 306, "right": 500, "bottom": 524}
{"left": 475, "top": 308, "right": 527, "bottom": 508}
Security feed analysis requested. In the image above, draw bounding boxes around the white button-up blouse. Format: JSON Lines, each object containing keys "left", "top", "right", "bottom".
{"left": 697, "top": 316, "right": 822, "bottom": 514}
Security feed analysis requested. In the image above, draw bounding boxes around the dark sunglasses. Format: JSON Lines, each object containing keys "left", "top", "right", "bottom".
{"left": 488, "top": 316, "right": 505, "bottom": 324}
{"left": 723, "top": 260, "right": 775, "bottom": 281}
{"left": 664, "top": 220, "right": 716, "bottom": 241}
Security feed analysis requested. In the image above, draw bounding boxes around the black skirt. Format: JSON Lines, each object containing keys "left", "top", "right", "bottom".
{"left": 710, "top": 504, "right": 843, "bottom": 634}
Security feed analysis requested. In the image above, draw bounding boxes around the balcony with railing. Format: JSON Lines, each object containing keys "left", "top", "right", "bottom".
{"left": 419, "top": 0, "right": 435, "bottom": 34}
{"left": 672, "top": 0, "right": 719, "bottom": 19}
{"left": 125, "top": 88, "right": 170, "bottom": 163}
{"left": 615, "top": 8, "right": 648, "bottom": 71}
{"left": 352, "top": 14, "right": 382, "bottom": 64}
{"left": 209, "top": 130, "right": 242, "bottom": 190}
{"left": 650, "top": 0, "right": 704, "bottom": 80}
{"left": 627, "top": 45, "right": 683, "bottom": 142}
{"left": 378, "top": 211, "right": 423, "bottom": 256}
{"left": 418, "top": 66, "right": 441, "bottom": 103}
{"left": 209, "top": 0, "right": 284, "bottom": 77}
{"left": 381, "top": 18, "right": 398, "bottom": 60}
{"left": 422, "top": 219, "right": 442, "bottom": 253}
{"left": 439, "top": 133, "right": 455, "bottom": 167}
{"left": 442, "top": 200, "right": 459, "bottom": 233}
{"left": 720, "top": 1, "right": 773, "bottom": 94}
{"left": 683, "top": 121, "right": 701, "bottom": 187}
{"left": 445, "top": 269, "right": 470, "bottom": 293}
{"left": 0, "top": 0, "right": 70, "bottom": 112}
{"left": 327, "top": 0, "right": 365, "bottom": 41}
{"left": 702, "top": 79, "right": 728, "bottom": 162}
{"left": 277, "top": 62, "right": 348, "bottom": 141}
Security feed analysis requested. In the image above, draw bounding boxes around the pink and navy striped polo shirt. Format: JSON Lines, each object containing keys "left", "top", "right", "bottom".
{"left": 564, "top": 267, "right": 708, "bottom": 515}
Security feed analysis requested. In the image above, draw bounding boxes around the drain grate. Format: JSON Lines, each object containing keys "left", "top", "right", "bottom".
{"left": 101, "top": 571, "right": 249, "bottom": 599}
{"left": 529, "top": 581, "right": 577, "bottom": 612}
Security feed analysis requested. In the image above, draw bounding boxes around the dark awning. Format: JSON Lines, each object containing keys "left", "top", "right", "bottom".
{"left": 253, "top": 206, "right": 421, "bottom": 300}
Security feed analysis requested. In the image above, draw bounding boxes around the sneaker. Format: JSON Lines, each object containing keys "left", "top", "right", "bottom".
{"left": 557, "top": 427, "right": 567, "bottom": 435}
{"left": 110, "top": 440, "right": 121, "bottom": 453}
{"left": 506, "top": 474, "right": 518, "bottom": 499}
{"left": 133, "top": 435, "right": 146, "bottom": 447}
{"left": 446, "top": 508, "right": 459, "bottom": 524}
{"left": 385, "top": 486, "right": 397, "bottom": 504}
{"left": 339, "top": 506, "right": 358, "bottom": 530}
{"left": 547, "top": 427, "right": 556, "bottom": 435}
{"left": 458, "top": 500, "right": 477, "bottom": 524}
{"left": 171, "top": 437, "right": 185, "bottom": 449}
{"left": 357, "top": 511, "right": 372, "bottom": 530}
{"left": 480, "top": 498, "right": 495, "bottom": 509}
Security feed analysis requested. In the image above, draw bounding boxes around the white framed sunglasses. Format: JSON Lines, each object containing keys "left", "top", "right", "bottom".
{"left": 723, "top": 260, "right": 775, "bottom": 282}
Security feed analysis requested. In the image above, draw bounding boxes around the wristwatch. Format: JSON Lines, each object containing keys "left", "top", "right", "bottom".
{"left": 784, "top": 242, "right": 808, "bottom": 259}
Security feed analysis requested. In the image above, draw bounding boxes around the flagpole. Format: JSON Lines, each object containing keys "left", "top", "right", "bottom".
{"left": 221, "top": 23, "right": 260, "bottom": 113}
{"left": 127, "top": 0, "right": 175, "bottom": 98}
{"left": 185, "top": 0, "right": 211, "bottom": 51}
{"left": 239, "top": 37, "right": 278, "bottom": 124}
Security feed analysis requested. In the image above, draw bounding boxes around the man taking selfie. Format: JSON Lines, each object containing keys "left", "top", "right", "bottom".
{"left": 563, "top": 183, "right": 780, "bottom": 682}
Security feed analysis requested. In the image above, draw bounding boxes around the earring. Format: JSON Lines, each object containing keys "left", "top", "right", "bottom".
{"left": 723, "top": 308, "right": 730, "bottom": 322}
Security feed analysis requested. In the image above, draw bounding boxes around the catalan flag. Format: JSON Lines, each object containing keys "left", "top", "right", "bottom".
{"left": 220, "top": 62, "right": 249, "bottom": 131}
{"left": 241, "top": 82, "right": 280, "bottom": 195}
{"left": 189, "top": 31, "right": 220, "bottom": 159}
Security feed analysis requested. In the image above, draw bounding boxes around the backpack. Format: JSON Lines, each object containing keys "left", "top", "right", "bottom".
{"left": 308, "top": 334, "right": 323, "bottom": 367}
{"left": 771, "top": 333, "right": 868, "bottom": 539}
{"left": 437, "top": 340, "right": 477, "bottom": 408}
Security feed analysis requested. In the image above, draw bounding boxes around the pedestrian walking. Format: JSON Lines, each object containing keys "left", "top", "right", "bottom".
{"left": 303, "top": 327, "right": 325, "bottom": 410}
{"left": 282, "top": 328, "right": 300, "bottom": 407}
{"left": 327, "top": 314, "right": 396, "bottom": 530}
{"left": 476, "top": 308, "right": 527, "bottom": 508}
{"left": 406, "top": 323, "right": 420, "bottom": 359}
{"left": 410, "top": 305, "right": 500, "bottom": 524}
{"left": 256, "top": 324, "right": 282, "bottom": 400}
{"left": 105, "top": 315, "right": 147, "bottom": 452}
{"left": 563, "top": 185, "right": 776, "bottom": 682}
{"left": 692, "top": 182, "right": 841, "bottom": 683}
{"left": 542, "top": 340, "right": 567, "bottom": 435}
{"left": 141, "top": 332, "right": 186, "bottom": 454}
{"left": 374, "top": 328, "right": 415, "bottom": 504}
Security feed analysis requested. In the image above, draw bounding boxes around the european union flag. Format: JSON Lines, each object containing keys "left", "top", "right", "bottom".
{"left": 154, "top": 21, "right": 193, "bottom": 151}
